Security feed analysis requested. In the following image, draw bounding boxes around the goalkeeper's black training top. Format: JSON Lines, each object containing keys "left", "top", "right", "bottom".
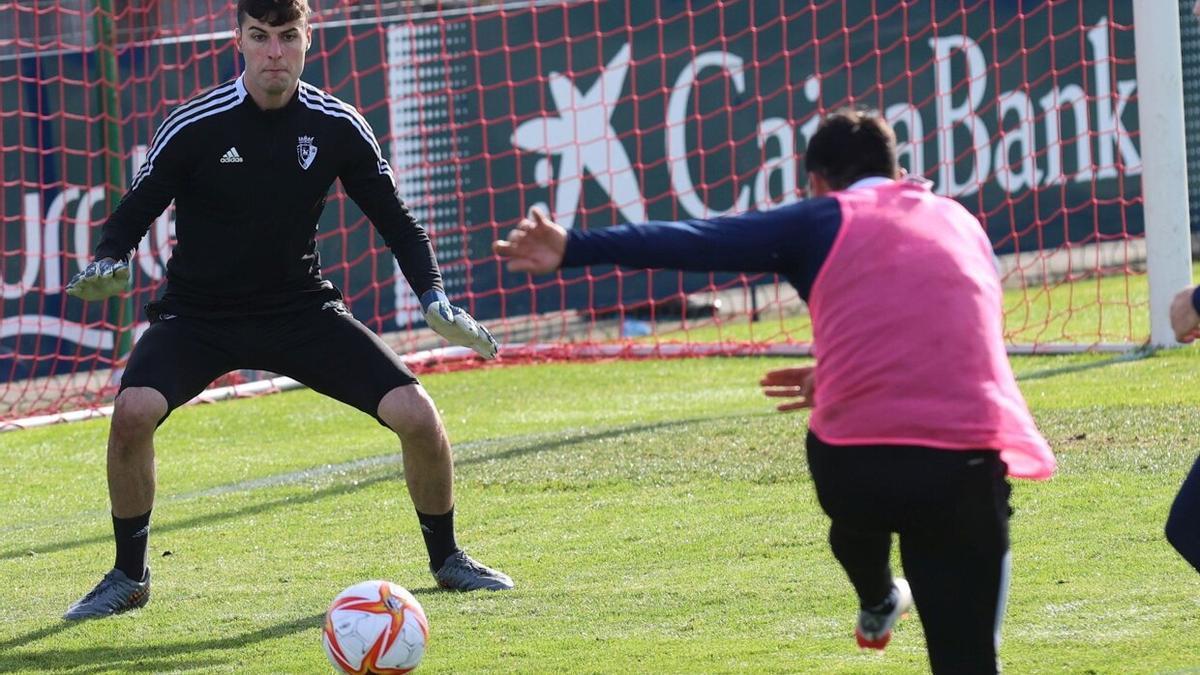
{"left": 95, "top": 75, "right": 442, "bottom": 317}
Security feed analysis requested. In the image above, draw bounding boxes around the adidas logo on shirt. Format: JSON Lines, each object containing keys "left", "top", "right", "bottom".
{"left": 219, "top": 147, "right": 243, "bottom": 164}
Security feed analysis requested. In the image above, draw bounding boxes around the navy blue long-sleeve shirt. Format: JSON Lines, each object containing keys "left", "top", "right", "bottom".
{"left": 561, "top": 197, "right": 843, "bottom": 302}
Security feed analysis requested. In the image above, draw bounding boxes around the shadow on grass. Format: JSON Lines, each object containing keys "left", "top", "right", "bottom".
{"left": 1, "top": 411, "right": 772, "bottom": 562}
{"left": 0, "top": 612, "right": 322, "bottom": 673}
{"left": 1015, "top": 345, "right": 1155, "bottom": 382}
{"left": 0, "top": 622, "right": 75, "bottom": 654}
{"left": 453, "top": 411, "right": 776, "bottom": 467}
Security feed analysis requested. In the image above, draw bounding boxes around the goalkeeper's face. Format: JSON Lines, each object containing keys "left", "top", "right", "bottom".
{"left": 236, "top": 17, "right": 311, "bottom": 101}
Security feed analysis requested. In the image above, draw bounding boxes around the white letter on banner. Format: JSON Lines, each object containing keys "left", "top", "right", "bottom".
{"left": 42, "top": 190, "right": 68, "bottom": 293}
{"left": 72, "top": 186, "right": 106, "bottom": 276}
{"left": 667, "top": 51, "right": 751, "bottom": 218}
{"left": 5, "top": 193, "right": 42, "bottom": 299}
{"left": 993, "top": 90, "right": 1042, "bottom": 193}
{"left": 754, "top": 118, "right": 799, "bottom": 208}
{"left": 929, "top": 35, "right": 991, "bottom": 197}
{"left": 886, "top": 102, "right": 925, "bottom": 177}
{"left": 799, "top": 76, "right": 822, "bottom": 147}
{"left": 1039, "top": 84, "right": 1093, "bottom": 184}
{"left": 1087, "top": 18, "right": 1141, "bottom": 179}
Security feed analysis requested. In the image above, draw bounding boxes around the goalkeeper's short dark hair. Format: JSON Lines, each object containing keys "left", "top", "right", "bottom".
{"left": 804, "top": 109, "right": 899, "bottom": 191}
{"left": 237, "top": 0, "right": 310, "bottom": 27}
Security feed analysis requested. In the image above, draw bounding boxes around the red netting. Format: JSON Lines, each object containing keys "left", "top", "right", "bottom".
{"left": 1, "top": 0, "right": 1145, "bottom": 425}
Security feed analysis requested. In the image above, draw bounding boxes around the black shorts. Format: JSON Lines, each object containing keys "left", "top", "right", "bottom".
{"left": 805, "top": 431, "right": 1012, "bottom": 539}
{"left": 120, "top": 299, "right": 418, "bottom": 424}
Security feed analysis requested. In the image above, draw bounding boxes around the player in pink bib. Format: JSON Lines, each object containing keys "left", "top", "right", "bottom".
{"left": 495, "top": 109, "right": 1055, "bottom": 673}
{"left": 807, "top": 175, "right": 1053, "bottom": 479}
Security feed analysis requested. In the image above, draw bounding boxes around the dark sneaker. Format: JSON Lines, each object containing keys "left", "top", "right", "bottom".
{"left": 431, "top": 551, "right": 514, "bottom": 591}
{"left": 855, "top": 577, "right": 913, "bottom": 650}
{"left": 63, "top": 568, "right": 151, "bottom": 620}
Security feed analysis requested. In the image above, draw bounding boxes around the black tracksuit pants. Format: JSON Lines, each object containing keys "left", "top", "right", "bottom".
{"left": 1166, "top": 453, "right": 1200, "bottom": 573}
{"left": 806, "top": 431, "right": 1012, "bottom": 674}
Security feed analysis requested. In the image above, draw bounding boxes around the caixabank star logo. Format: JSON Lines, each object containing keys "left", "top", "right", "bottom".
{"left": 510, "top": 44, "right": 647, "bottom": 231}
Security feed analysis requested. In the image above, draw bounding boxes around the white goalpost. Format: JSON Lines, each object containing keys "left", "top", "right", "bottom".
{"left": 1134, "top": 0, "right": 1194, "bottom": 348}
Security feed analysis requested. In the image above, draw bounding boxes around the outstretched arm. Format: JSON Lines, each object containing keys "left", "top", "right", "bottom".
{"left": 494, "top": 200, "right": 838, "bottom": 279}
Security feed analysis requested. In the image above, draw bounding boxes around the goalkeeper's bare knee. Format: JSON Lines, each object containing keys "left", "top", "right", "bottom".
{"left": 377, "top": 384, "right": 445, "bottom": 445}
{"left": 109, "top": 388, "right": 167, "bottom": 455}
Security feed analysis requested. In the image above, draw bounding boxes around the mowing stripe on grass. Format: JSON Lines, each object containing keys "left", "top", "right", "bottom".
{"left": 0, "top": 435, "right": 522, "bottom": 538}
{"left": 1, "top": 412, "right": 766, "bottom": 541}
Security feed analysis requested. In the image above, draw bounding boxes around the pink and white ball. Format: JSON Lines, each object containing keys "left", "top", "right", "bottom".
{"left": 322, "top": 580, "right": 429, "bottom": 673}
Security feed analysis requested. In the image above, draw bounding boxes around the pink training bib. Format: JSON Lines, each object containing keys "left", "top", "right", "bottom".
{"left": 807, "top": 180, "right": 1055, "bottom": 480}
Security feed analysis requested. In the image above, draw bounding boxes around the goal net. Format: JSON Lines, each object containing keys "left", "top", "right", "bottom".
{"left": 0, "top": 0, "right": 1169, "bottom": 426}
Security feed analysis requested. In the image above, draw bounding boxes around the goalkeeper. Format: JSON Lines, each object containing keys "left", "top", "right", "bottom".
{"left": 62, "top": 0, "right": 511, "bottom": 621}
{"left": 494, "top": 109, "right": 1055, "bottom": 674}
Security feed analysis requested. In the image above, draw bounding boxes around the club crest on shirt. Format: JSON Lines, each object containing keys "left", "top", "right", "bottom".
{"left": 297, "top": 135, "right": 317, "bottom": 170}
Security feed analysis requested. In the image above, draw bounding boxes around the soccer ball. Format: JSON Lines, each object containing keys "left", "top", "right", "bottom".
{"left": 322, "top": 580, "right": 429, "bottom": 673}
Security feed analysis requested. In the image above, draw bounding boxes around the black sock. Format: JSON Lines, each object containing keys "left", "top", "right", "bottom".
{"left": 113, "top": 510, "right": 151, "bottom": 581}
{"left": 862, "top": 585, "right": 898, "bottom": 613}
{"left": 416, "top": 507, "right": 460, "bottom": 571}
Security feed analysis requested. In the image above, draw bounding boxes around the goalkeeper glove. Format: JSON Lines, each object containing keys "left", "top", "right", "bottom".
{"left": 65, "top": 258, "right": 131, "bottom": 301}
{"left": 421, "top": 290, "right": 499, "bottom": 360}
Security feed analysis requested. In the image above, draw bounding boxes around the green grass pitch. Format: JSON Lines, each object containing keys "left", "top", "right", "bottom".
{"left": 1, "top": 350, "right": 1199, "bottom": 672}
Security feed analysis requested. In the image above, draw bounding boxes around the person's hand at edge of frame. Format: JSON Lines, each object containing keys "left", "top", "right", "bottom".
{"left": 492, "top": 208, "right": 567, "bottom": 275}
{"left": 1170, "top": 285, "right": 1200, "bottom": 344}
{"left": 65, "top": 257, "right": 131, "bottom": 301}
{"left": 760, "top": 365, "right": 816, "bottom": 412}
{"left": 421, "top": 290, "right": 499, "bottom": 360}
